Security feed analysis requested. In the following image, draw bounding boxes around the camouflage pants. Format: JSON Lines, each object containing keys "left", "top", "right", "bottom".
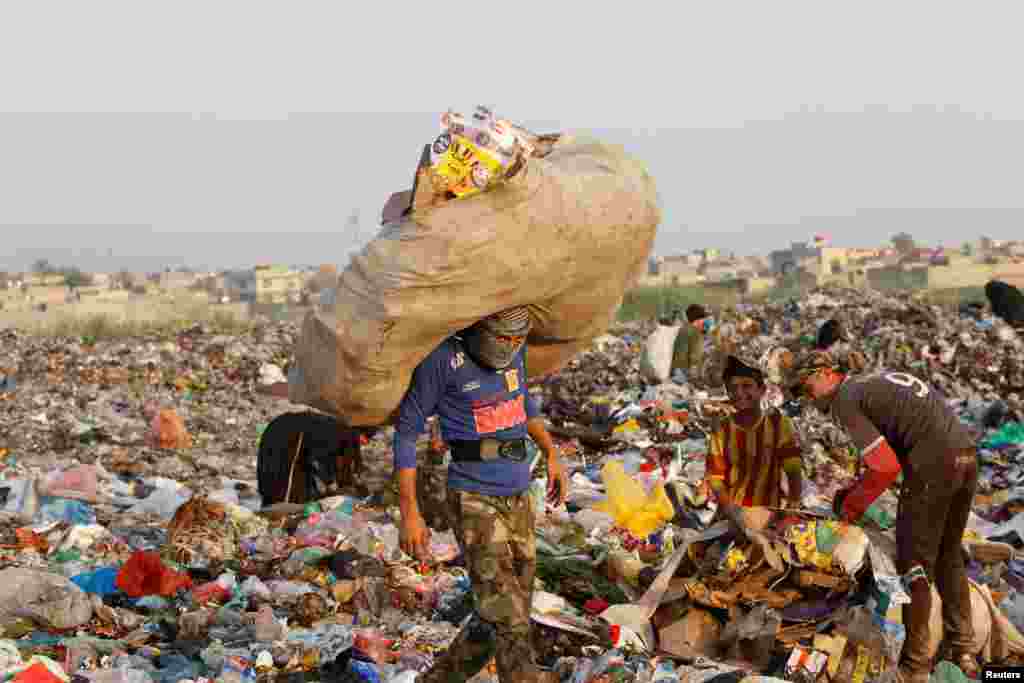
{"left": 420, "top": 489, "right": 541, "bottom": 683}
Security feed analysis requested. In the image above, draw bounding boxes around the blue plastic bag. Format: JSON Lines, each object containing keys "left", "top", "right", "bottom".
{"left": 71, "top": 567, "right": 120, "bottom": 596}
{"left": 38, "top": 496, "right": 96, "bottom": 525}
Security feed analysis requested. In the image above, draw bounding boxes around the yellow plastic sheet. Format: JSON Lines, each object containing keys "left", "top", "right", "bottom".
{"left": 593, "top": 461, "right": 674, "bottom": 538}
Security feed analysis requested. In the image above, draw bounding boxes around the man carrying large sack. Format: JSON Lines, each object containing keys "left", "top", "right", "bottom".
{"left": 394, "top": 306, "right": 568, "bottom": 683}
{"left": 786, "top": 351, "right": 979, "bottom": 681}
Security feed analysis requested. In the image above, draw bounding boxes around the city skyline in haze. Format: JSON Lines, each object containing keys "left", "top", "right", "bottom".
{"left": 3, "top": 106, "right": 1024, "bottom": 273}
{"left": 4, "top": 2, "right": 1024, "bottom": 272}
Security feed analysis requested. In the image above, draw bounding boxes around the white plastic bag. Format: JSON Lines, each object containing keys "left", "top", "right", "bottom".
{"left": 640, "top": 324, "right": 682, "bottom": 384}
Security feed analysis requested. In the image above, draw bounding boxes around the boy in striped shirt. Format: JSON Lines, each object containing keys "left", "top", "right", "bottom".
{"left": 707, "top": 355, "right": 804, "bottom": 513}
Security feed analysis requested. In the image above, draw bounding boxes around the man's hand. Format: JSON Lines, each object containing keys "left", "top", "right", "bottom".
{"left": 526, "top": 417, "right": 569, "bottom": 507}
{"left": 399, "top": 511, "right": 432, "bottom": 562}
{"left": 546, "top": 449, "right": 569, "bottom": 507}
{"left": 397, "top": 468, "right": 431, "bottom": 561}
{"left": 719, "top": 502, "right": 748, "bottom": 542}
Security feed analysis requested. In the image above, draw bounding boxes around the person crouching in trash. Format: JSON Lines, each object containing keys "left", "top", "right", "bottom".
{"left": 785, "top": 350, "right": 980, "bottom": 682}
{"left": 707, "top": 354, "right": 804, "bottom": 528}
{"left": 393, "top": 307, "right": 568, "bottom": 683}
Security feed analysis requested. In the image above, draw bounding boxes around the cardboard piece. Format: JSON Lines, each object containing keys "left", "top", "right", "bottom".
{"left": 658, "top": 608, "right": 722, "bottom": 659}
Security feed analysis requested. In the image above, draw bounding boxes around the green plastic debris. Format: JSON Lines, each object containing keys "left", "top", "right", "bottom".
{"left": 864, "top": 502, "right": 895, "bottom": 530}
{"left": 930, "top": 660, "right": 969, "bottom": 683}
{"left": 303, "top": 501, "right": 322, "bottom": 517}
{"left": 536, "top": 555, "right": 628, "bottom": 606}
{"left": 982, "top": 422, "right": 1024, "bottom": 449}
{"left": 52, "top": 549, "right": 82, "bottom": 563}
{"left": 874, "top": 591, "right": 891, "bottom": 617}
{"left": 815, "top": 521, "right": 841, "bottom": 554}
{"left": 293, "top": 547, "right": 333, "bottom": 566}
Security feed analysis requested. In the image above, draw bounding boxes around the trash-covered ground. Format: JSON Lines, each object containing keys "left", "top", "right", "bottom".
{"left": 1, "top": 286, "right": 1024, "bottom": 682}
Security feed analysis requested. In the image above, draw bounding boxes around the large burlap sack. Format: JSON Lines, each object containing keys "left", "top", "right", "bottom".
{"left": 926, "top": 581, "right": 997, "bottom": 660}
{"left": 640, "top": 324, "right": 682, "bottom": 384}
{"left": 0, "top": 568, "right": 93, "bottom": 629}
{"left": 289, "top": 134, "right": 660, "bottom": 425}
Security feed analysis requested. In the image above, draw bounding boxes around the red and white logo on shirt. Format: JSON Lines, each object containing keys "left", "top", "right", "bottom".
{"left": 472, "top": 394, "right": 526, "bottom": 434}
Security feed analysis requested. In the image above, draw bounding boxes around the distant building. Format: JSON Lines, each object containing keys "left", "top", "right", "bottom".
{"left": 643, "top": 255, "right": 703, "bottom": 286}
{"left": 224, "top": 270, "right": 257, "bottom": 302}
{"left": 225, "top": 265, "right": 303, "bottom": 304}
{"left": 25, "top": 273, "right": 66, "bottom": 287}
{"left": 769, "top": 241, "right": 864, "bottom": 287}
{"left": 159, "top": 271, "right": 199, "bottom": 289}
{"left": 319, "top": 287, "right": 338, "bottom": 311}
{"left": 769, "top": 242, "right": 820, "bottom": 276}
{"left": 697, "top": 248, "right": 720, "bottom": 262}
{"left": 702, "top": 264, "right": 742, "bottom": 282}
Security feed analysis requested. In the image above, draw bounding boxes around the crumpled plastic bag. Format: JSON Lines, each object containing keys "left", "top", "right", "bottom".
{"left": 0, "top": 640, "right": 22, "bottom": 675}
{"left": 115, "top": 551, "right": 193, "bottom": 598}
{"left": 983, "top": 422, "right": 1024, "bottom": 449}
{"left": 258, "top": 363, "right": 287, "bottom": 386}
{"left": 929, "top": 660, "right": 970, "bottom": 683}
{"left": 39, "top": 464, "right": 99, "bottom": 501}
{"left": 146, "top": 409, "right": 192, "bottom": 450}
{"left": 593, "top": 460, "right": 674, "bottom": 538}
{"left": 785, "top": 521, "right": 837, "bottom": 572}
{"left": 10, "top": 661, "right": 64, "bottom": 683}
{"left": 0, "top": 568, "right": 94, "bottom": 630}
{"left": 70, "top": 568, "right": 120, "bottom": 596}
{"left": 640, "top": 324, "right": 682, "bottom": 384}
{"left": 839, "top": 605, "right": 905, "bottom": 665}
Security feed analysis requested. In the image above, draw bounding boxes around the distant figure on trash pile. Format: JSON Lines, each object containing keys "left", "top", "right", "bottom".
{"left": 985, "top": 279, "right": 1024, "bottom": 329}
{"left": 815, "top": 318, "right": 843, "bottom": 351}
{"left": 785, "top": 350, "right": 980, "bottom": 682}
{"left": 707, "top": 355, "right": 803, "bottom": 523}
{"left": 670, "top": 304, "right": 713, "bottom": 386}
{"left": 257, "top": 412, "right": 374, "bottom": 506}
{"left": 394, "top": 306, "right": 567, "bottom": 683}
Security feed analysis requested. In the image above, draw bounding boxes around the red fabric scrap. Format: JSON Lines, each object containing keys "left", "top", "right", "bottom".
{"left": 115, "top": 550, "right": 193, "bottom": 598}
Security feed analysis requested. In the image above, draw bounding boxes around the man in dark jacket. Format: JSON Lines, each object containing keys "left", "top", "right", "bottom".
{"left": 787, "top": 351, "right": 979, "bottom": 681}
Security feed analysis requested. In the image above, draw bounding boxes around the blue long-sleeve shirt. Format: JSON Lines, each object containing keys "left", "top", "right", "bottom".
{"left": 394, "top": 338, "right": 539, "bottom": 496}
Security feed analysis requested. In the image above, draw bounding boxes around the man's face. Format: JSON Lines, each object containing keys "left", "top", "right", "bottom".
{"left": 727, "top": 376, "right": 764, "bottom": 413}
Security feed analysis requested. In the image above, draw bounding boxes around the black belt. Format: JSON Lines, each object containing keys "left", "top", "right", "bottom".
{"left": 449, "top": 438, "right": 529, "bottom": 463}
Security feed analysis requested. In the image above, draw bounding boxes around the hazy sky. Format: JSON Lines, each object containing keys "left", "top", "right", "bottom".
{"left": 3, "top": 1, "right": 1024, "bottom": 271}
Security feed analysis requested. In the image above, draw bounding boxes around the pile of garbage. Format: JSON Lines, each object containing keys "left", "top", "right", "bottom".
{"left": 0, "top": 284, "right": 1023, "bottom": 681}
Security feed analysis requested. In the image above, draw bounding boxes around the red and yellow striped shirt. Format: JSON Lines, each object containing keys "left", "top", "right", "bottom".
{"left": 707, "top": 411, "right": 803, "bottom": 508}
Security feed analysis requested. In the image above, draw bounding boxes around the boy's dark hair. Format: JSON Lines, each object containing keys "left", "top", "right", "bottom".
{"left": 723, "top": 355, "right": 765, "bottom": 387}
{"left": 685, "top": 304, "right": 708, "bottom": 324}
